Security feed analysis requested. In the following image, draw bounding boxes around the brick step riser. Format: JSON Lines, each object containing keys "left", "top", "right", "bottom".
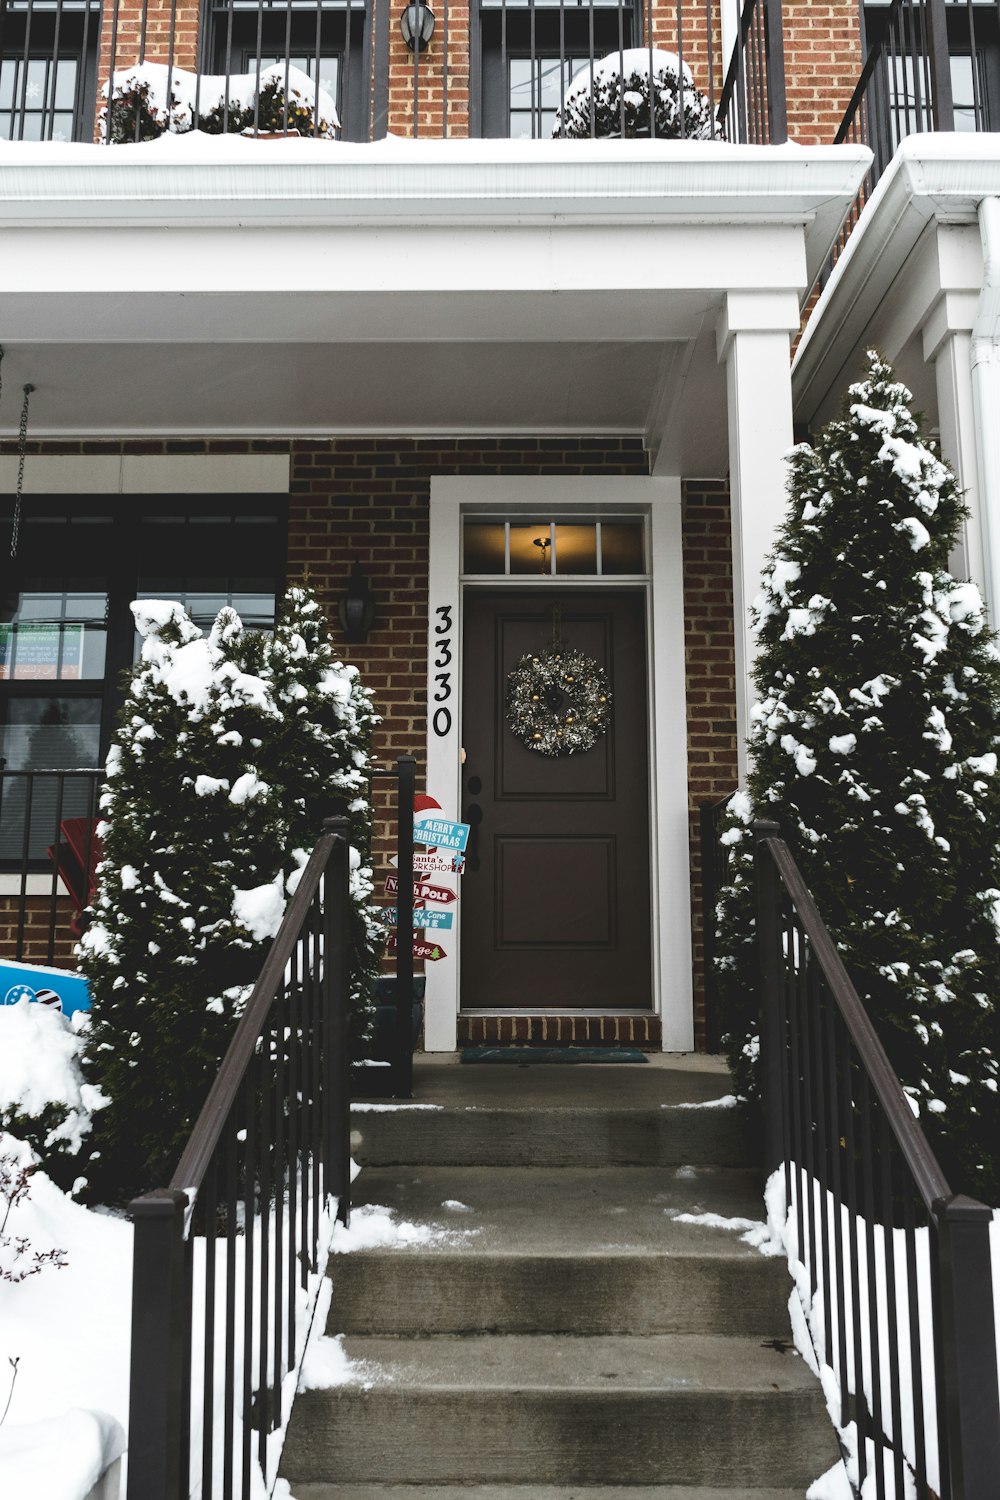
{"left": 283, "top": 1388, "right": 834, "bottom": 1488}
{"left": 327, "top": 1254, "right": 789, "bottom": 1338}
{"left": 351, "top": 1110, "right": 750, "bottom": 1168}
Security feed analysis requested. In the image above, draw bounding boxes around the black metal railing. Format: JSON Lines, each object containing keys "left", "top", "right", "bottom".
{"left": 126, "top": 813, "right": 354, "bottom": 1500}
{"left": 0, "top": 767, "right": 103, "bottom": 964}
{"left": 755, "top": 820, "right": 1000, "bottom": 1499}
{"left": 827, "top": 0, "right": 994, "bottom": 278}
{"left": 1, "top": 0, "right": 787, "bottom": 144}
{"left": 698, "top": 788, "right": 736, "bottom": 1053}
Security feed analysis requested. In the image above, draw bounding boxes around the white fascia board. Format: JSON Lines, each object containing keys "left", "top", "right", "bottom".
{"left": 0, "top": 136, "right": 870, "bottom": 281}
{"left": 0, "top": 453, "right": 290, "bottom": 493}
{"left": 793, "top": 134, "right": 1000, "bottom": 424}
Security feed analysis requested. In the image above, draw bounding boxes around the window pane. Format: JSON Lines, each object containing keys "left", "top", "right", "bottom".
{"left": 600, "top": 522, "right": 644, "bottom": 574}
{"left": 1, "top": 582, "right": 108, "bottom": 681}
{"left": 509, "top": 523, "right": 553, "bottom": 575}
{"left": 463, "top": 523, "right": 506, "bottom": 575}
{"left": 554, "top": 523, "right": 597, "bottom": 575}
{"left": 0, "top": 696, "right": 102, "bottom": 770}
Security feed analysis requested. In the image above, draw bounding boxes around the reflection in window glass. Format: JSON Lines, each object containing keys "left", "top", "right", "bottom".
{"left": 0, "top": 581, "right": 108, "bottom": 681}
{"left": 0, "top": 696, "right": 102, "bottom": 769}
{"left": 600, "top": 522, "right": 644, "bottom": 574}
{"left": 509, "top": 523, "right": 554, "bottom": 575}
{"left": 554, "top": 524, "right": 597, "bottom": 575}
{"left": 463, "top": 523, "right": 507, "bottom": 575}
{"left": 509, "top": 54, "right": 590, "bottom": 138}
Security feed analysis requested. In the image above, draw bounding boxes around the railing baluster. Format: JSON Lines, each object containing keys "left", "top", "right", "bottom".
{"left": 828, "top": 1004, "right": 850, "bottom": 1429}
{"left": 903, "top": 1186, "right": 930, "bottom": 1495}
{"left": 203, "top": 1156, "right": 219, "bottom": 1500}
{"left": 859, "top": 1072, "right": 886, "bottom": 1500}
{"left": 879, "top": 1116, "right": 906, "bottom": 1498}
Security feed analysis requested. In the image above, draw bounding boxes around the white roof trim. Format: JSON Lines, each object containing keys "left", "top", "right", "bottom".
{"left": 793, "top": 133, "right": 1000, "bottom": 422}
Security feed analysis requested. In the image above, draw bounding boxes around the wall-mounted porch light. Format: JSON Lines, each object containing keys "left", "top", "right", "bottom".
{"left": 338, "top": 562, "right": 376, "bottom": 643}
{"left": 400, "top": 0, "right": 435, "bottom": 52}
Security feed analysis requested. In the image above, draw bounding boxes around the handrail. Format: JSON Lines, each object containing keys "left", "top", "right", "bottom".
{"left": 126, "top": 813, "right": 353, "bottom": 1500}
{"left": 168, "top": 827, "right": 339, "bottom": 1203}
{"left": 754, "top": 820, "right": 1000, "bottom": 1499}
{"left": 761, "top": 832, "right": 953, "bottom": 1215}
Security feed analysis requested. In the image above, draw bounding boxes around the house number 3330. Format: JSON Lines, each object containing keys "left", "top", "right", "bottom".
{"left": 431, "top": 605, "right": 453, "bottom": 737}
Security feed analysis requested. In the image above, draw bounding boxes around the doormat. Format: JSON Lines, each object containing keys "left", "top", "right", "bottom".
{"left": 461, "top": 1046, "right": 648, "bottom": 1064}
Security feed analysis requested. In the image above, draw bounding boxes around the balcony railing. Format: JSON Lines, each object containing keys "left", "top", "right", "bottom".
{"left": 829, "top": 0, "right": 998, "bottom": 271}
{"left": 0, "top": 0, "right": 787, "bottom": 145}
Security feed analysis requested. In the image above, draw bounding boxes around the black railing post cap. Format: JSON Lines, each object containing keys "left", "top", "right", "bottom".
{"left": 754, "top": 818, "right": 781, "bottom": 840}
{"left": 127, "top": 1187, "right": 189, "bottom": 1220}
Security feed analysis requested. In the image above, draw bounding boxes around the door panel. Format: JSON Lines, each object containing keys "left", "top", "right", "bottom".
{"left": 461, "top": 590, "right": 652, "bottom": 1008}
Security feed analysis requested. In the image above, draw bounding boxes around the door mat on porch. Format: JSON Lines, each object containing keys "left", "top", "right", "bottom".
{"left": 460, "top": 1046, "right": 648, "bottom": 1064}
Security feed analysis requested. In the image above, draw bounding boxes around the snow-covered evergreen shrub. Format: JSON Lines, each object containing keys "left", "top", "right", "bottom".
{"left": 553, "top": 48, "right": 719, "bottom": 140}
{"left": 243, "top": 583, "right": 381, "bottom": 1034}
{"left": 80, "top": 601, "right": 289, "bottom": 1194}
{"left": 716, "top": 351, "right": 1000, "bottom": 1203}
{"left": 102, "top": 61, "right": 338, "bottom": 144}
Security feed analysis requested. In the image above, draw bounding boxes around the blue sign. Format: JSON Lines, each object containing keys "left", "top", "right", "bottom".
{"left": 380, "top": 908, "right": 454, "bottom": 931}
{"left": 0, "top": 960, "right": 92, "bottom": 1019}
{"left": 413, "top": 816, "right": 470, "bottom": 854}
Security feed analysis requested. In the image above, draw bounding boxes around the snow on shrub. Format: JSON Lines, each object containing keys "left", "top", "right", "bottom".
{"left": 0, "top": 1001, "right": 106, "bottom": 1188}
{"left": 101, "top": 60, "right": 339, "bottom": 144}
{"left": 553, "top": 48, "right": 720, "bottom": 140}
{"left": 80, "top": 588, "right": 379, "bottom": 1198}
{"left": 715, "top": 351, "right": 1000, "bottom": 1204}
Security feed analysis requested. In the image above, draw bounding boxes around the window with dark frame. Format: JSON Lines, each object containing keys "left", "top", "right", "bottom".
{"left": 0, "top": 499, "right": 286, "bottom": 864}
{"left": 476, "top": 0, "right": 638, "bottom": 138}
{"left": 207, "top": 0, "right": 368, "bottom": 138}
{"left": 0, "top": 0, "right": 100, "bottom": 142}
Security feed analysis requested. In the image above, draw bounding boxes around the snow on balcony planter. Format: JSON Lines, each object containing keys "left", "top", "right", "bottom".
{"left": 101, "top": 61, "right": 339, "bottom": 144}
{"left": 553, "top": 48, "right": 719, "bottom": 141}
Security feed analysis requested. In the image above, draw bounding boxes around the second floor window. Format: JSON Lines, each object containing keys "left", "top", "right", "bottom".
{"left": 863, "top": 0, "right": 998, "bottom": 143}
{"left": 476, "top": 0, "right": 638, "bottom": 138}
{"left": 0, "top": 0, "right": 99, "bottom": 141}
{"left": 208, "top": 0, "right": 368, "bottom": 138}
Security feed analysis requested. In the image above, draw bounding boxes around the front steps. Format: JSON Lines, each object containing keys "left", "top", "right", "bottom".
{"left": 280, "top": 1056, "right": 839, "bottom": 1496}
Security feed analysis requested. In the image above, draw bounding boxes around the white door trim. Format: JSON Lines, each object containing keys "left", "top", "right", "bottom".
{"left": 425, "top": 475, "right": 693, "bottom": 1052}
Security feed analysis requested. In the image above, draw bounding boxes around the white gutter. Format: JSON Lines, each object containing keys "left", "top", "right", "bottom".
{"left": 971, "top": 196, "right": 1000, "bottom": 624}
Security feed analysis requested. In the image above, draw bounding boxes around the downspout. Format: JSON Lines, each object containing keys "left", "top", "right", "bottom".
{"left": 971, "top": 197, "right": 1000, "bottom": 622}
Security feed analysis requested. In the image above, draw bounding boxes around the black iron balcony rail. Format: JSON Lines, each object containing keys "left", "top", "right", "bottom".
{"left": 0, "top": 0, "right": 787, "bottom": 144}
{"left": 755, "top": 820, "right": 1000, "bottom": 1499}
{"left": 826, "top": 0, "right": 997, "bottom": 279}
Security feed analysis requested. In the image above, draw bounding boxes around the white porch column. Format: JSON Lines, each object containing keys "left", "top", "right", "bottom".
{"left": 922, "top": 295, "right": 983, "bottom": 590}
{"left": 717, "top": 291, "right": 800, "bottom": 779}
{"left": 971, "top": 198, "right": 1000, "bottom": 629}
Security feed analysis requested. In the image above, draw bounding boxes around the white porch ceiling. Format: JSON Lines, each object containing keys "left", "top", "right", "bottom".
{"left": 0, "top": 137, "right": 872, "bottom": 466}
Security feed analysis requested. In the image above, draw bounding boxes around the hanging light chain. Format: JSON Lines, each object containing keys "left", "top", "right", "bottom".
{"left": 11, "top": 383, "right": 34, "bottom": 561}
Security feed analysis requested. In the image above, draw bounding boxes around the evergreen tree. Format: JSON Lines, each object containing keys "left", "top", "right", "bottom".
{"left": 247, "top": 583, "right": 380, "bottom": 1031}
{"left": 717, "top": 352, "right": 1000, "bottom": 1202}
{"left": 80, "top": 600, "right": 288, "bottom": 1194}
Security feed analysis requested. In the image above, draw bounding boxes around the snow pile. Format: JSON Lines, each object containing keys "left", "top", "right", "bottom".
{"left": 554, "top": 48, "right": 720, "bottom": 141}
{"left": 330, "top": 1201, "right": 477, "bottom": 1253}
{"left": 0, "top": 1001, "right": 106, "bottom": 1163}
{"left": 102, "top": 60, "right": 339, "bottom": 143}
{"left": 0, "top": 1132, "right": 132, "bottom": 1498}
{"left": 0, "top": 1409, "right": 125, "bottom": 1500}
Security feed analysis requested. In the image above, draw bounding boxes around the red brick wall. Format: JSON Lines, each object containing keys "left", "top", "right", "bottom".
{"left": 782, "top": 0, "right": 863, "bottom": 146}
{"left": 682, "top": 479, "right": 738, "bottom": 1050}
{"left": 0, "top": 896, "right": 78, "bottom": 969}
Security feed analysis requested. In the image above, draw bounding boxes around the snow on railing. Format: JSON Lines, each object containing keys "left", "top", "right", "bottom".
{"left": 755, "top": 821, "right": 1000, "bottom": 1499}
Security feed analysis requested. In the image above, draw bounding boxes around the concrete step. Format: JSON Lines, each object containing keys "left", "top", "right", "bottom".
{"left": 280, "top": 1333, "right": 840, "bottom": 1489}
{"left": 289, "top": 1487, "right": 815, "bottom": 1499}
{"left": 351, "top": 1059, "right": 748, "bottom": 1168}
{"left": 331, "top": 1166, "right": 787, "bottom": 1335}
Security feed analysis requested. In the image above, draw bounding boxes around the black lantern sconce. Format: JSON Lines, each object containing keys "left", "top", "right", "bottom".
{"left": 400, "top": 0, "right": 435, "bottom": 51}
{"left": 338, "top": 562, "right": 376, "bottom": 643}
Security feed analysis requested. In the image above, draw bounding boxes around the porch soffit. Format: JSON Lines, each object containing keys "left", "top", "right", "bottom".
{"left": 0, "top": 138, "right": 869, "bottom": 449}
{"left": 792, "top": 136, "right": 1000, "bottom": 430}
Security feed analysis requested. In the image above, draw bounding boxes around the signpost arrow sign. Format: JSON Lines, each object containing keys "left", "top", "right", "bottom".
{"left": 384, "top": 875, "right": 457, "bottom": 905}
{"left": 388, "top": 935, "right": 447, "bottom": 962}
{"left": 390, "top": 852, "right": 466, "bottom": 876}
{"left": 380, "top": 908, "right": 454, "bottom": 932}
{"left": 413, "top": 815, "right": 470, "bottom": 853}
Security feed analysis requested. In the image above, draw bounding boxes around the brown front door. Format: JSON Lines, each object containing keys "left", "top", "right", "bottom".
{"left": 460, "top": 590, "right": 652, "bottom": 1009}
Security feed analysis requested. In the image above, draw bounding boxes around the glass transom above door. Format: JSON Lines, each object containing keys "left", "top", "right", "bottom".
{"left": 463, "top": 519, "right": 645, "bottom": 577}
